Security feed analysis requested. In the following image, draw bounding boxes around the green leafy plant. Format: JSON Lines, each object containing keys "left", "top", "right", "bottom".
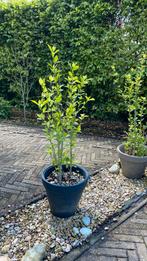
{"left": 1, "top": 0, "right": 146, "bottom": 120}
{"left": 124, "top": 54, "right": 147, "bottom": 157}
{"left": 0, "top": 97, "right": 11, "bottom": 119}
{"left": 32, "top": 45, "right": 93, "bottom": 183}
{"left": 0, "top": 0, "right": 46, "bottom": 122}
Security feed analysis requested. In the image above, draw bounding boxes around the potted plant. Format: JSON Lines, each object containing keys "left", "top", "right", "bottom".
{"left": 117, "top": 54, "right": 147, "bottom": 179}
{"left": 32, "top": 45, "right": 93, "bottom": 217}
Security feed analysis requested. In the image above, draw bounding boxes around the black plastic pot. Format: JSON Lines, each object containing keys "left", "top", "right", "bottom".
{"left": 41, "top": 164, "right": 89, "bottom": 218}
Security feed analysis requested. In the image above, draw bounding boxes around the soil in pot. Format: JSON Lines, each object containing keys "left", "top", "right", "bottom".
{"left": 47, "top": 169, "right": 84, "bottom": 185}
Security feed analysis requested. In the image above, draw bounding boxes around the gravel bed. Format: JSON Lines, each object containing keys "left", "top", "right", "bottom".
{"left": 0, "top": 169, "right": 146, "bottom": 260}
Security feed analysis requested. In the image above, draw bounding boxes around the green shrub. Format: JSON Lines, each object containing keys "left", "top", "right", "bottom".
{"left": 124, "top": 54, "right": 147, "bottom": 157}
{"left": 0, "top": 97, "right": 11, "bottom": 119}
{"left": 0, "top": 0, "right": 146, "bottom": 120}
{"left": 32, "top": 46, "right": 93, "bottom": 181}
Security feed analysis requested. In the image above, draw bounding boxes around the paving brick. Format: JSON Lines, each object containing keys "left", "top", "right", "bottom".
{"left": 99, "top": 240, "right": 135, "bottom": 250}
{"left": 76, "top": 254, "right": 97, "bottom": 261}
{"left": 89, "top": 247, "right": 127, "bottom": 258}
{"left": 113, "top": 228, "right": 147, "bottom": 237}
{"left": 143, "top": 207, "right": 147, "bottom": 215}
{"left": 119, "top": 222, "right": 147, "bottom": 230}
{"left": 144, "top": 237, "right": 147, "bottom": 246}
{"left": 77, "top": 254, "right": 117, "bottom": 261}
{"left": 131, "top": 218, "right": 147, "bottom": 225}
{"left": 10, "top": 194, "right": 19, "bottom": 204}
{"left": 111, "top": 234, "right": 143, "bottom": 243}
{"left": 98, "top": 257, "right": 117, "bottom": 261}
{"left": 136, "top": 243, "right": 147, "bottom": 261}
{"left": 5, "top": 184, "right": 28, "bottom": 192}
{"left": 0, "top": 187, "right": 20, "bottom": 194}
{"left": 127, "top": 250, "right": 139, "bottom": 261}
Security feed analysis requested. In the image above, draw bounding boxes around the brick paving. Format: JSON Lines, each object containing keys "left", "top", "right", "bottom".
{"left": 76, "top": 203, "right": 147, "bottom": 261}
{"left": 0, "top": 122, "right": 119, "bottom": 214}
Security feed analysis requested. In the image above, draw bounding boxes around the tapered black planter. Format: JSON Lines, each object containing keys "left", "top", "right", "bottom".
{"left": 41, "top": 164, "right": 89, "bottom": 218}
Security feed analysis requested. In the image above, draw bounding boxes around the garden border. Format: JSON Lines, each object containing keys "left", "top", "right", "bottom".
{"left": 60, "top": 190, "right": 147, "bottom": 261}
{"left": 1, "top": 181, "right": 146, "bottom": 260}
{"left": 1, "top": 173, "right": 145, "bottom": 218}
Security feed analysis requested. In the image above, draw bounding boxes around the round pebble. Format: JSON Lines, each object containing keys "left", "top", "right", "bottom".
{"left": 82, "top": 216, "right": 91, "bottom": 226}
{"left": 80, "top": 227, "right": 92, "bottom": 238}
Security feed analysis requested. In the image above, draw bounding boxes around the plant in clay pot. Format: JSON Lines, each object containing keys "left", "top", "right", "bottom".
{"left": 117, "top": 54, "right": 147, "bottom": 179}
{"left": 32, "top": 45, "right": 93, "bottom": 217}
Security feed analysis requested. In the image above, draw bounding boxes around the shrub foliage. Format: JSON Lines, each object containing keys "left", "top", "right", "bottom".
{"left": 0, "top": 0, "right": 146, "bottom": 120}
{"left": 0, "top": 97, "right": 11, "bottom": 119}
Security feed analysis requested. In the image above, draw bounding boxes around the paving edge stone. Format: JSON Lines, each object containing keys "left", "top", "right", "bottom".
{"left": 60, "top": 191, "right": 147, "bottom": 261}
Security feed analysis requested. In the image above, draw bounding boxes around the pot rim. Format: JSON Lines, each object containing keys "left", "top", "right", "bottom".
{"left": 41, "top": 164, "right": 89, "bottom": 188}
{"left": 117, "top": 144, "right": 147, "bottom": 159}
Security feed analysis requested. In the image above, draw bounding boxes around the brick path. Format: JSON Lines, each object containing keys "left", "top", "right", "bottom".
{"left": 76, "top": 203, "right": 147, "bottom": 261}
{"left": 0, "top": 122, "right": 119, "bottom": 215}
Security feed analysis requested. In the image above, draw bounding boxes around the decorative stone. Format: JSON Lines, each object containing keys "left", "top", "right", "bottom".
{"left": 50, "top": 242, "right": 55, "bottom": 249}
{"left": 108, "top": 164, "right": 120, "bottom": 174}
{"left": 82, "top": 216, "right": 91, "bottom": 226}
{"left": 72, "top": 240, "right": 80, "bottom": 247}
{"left": 62, "top": 244, "right": 71, "bottom": 253}
{"left": 73, "top": 227, "right": 79, "bottom": 235}
{"left": 50, "top": 253, "right": 56, "bottom": 260}
{"left": 1, "top": 244, "right": 10, "bottom": 254}
{"left": 25, "top": 236, "right": 31, "bottom": 242}
{"left": 21, "top": 244, "right": 46, "bottom": 261}
{"left": 55, "top": 237, "right": 60, "bottom": 243}
{"left": 12, "top": 238, "right": 18, "bottom": 245}
{"left": 80, "top": 227, "right": 92, "bottom": 238}
{"left": 104, "top": 226, "right": 109, "bottom": 231}
{"left": 4, "top": 224, "right": 10, "bottom": 229}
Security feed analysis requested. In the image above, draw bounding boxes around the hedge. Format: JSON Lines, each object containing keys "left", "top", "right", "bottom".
{"left": 0, "top": 0, "right": 146, "bottom": 120}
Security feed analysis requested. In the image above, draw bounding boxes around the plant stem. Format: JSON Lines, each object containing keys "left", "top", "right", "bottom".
{"left": 69, "top": 131, "right": 73, "bottom": 175}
